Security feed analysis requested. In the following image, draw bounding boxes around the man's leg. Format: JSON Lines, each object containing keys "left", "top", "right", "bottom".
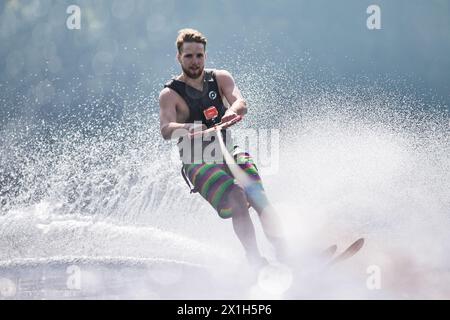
{"left": 183, "top": 162, "right": 267, "bottom": 266}
{"left": 221, "top": 185, "right": 266, "bottom": 266}
{"left": 247, "top": 188, "right": 287, "bottom": 262}
{"left": 232, "top": 152, "right": 288, "bottom": 262}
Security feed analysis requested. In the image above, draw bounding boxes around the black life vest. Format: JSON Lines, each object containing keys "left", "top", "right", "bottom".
{"left": 164, "top": 69, "right": 227, "bottom": 128}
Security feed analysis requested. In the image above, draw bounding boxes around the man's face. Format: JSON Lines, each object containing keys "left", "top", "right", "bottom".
{"left": 178, "top": 42, "right": 206, "bottom": 79}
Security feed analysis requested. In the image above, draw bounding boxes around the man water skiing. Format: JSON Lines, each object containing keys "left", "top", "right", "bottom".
{"left": 159, "top": 28, "right": 286, "bottom": 267}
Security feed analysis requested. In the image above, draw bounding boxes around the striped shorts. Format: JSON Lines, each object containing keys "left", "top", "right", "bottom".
{"left": 182, "top": 151, "right": 268, "bottom": 219}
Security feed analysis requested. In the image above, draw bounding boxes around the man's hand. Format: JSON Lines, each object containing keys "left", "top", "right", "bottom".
{"left": 187, "top": 122, "right": 207, "bottom": 134}
{"left": 221, "top": 109, "right": 238, "bottom": 124}
{"left": 186, "top": 122, "right": 207, "bottom": 139}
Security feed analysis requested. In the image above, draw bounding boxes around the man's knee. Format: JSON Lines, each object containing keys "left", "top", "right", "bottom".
{"left": 245, "top": 183, "right": 270, "bottom": 213}
{"left": 229, "top": 184, "right": 248, "bottom": 204}
{"left": 218, "top": 184, "right": 249, "bottom": 219}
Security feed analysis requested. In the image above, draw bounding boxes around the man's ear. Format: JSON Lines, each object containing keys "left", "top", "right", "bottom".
{"left": 176, "top": 52, "right": 181, "bottom": 63}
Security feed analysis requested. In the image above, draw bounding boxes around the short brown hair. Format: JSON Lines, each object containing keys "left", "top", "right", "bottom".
{"left": 176, "top": 28, "right": 207, "bottom": 53}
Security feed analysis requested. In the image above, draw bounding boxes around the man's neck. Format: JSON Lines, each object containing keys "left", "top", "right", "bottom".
{"left": 179, "top": 71, "right": 205, "bottom": 88}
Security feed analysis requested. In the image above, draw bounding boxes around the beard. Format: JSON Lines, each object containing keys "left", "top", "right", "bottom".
{"left": 181, "top": 65, "right": 204, "bottom": 79}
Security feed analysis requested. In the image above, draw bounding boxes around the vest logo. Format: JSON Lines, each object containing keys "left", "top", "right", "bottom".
{"left": 204, "top": 106, "right": 218, "bottom": 120}
{"left": 208, "top": 91, "right": 217, "bottom": 100}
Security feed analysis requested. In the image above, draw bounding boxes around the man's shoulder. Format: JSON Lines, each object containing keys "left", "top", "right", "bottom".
{"left": 212, "top": 69, "right": 234, "bottom": 87}
{"left": 160, "top": 75, "right": 179, "bottom": 94}
{"left": 159, "top": 86, "right": 177, "bottom": 101}
{"left": 163, "top": 77, "right": 176, "bottom": 88}
{"left": 212, "top": 69, "right": 232, "bottom": 77}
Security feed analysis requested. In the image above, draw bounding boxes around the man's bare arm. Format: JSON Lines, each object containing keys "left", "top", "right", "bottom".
{"left": 215, "top": 70, "right": 247, "bottom": 122}
{"left": 159, "top": 88, "right": 204, "bottom": 140}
